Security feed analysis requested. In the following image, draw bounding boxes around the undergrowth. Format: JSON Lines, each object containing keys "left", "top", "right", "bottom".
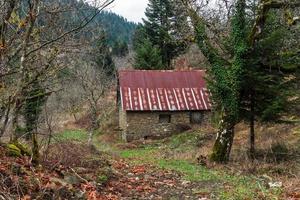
{"left": 54, "top": 130, "right": 88, "bottom": 142}
{"left": 118, "top": 132, "right": 283, "bottom": 200}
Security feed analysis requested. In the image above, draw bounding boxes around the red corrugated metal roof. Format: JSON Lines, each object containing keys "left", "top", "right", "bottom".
{"left": 119, "top": 70, "right": 211, "bottom": 111}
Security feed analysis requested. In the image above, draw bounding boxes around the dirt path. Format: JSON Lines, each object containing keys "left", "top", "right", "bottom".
{"left": 100, "top": 159, "right": 212, "bottom": 200}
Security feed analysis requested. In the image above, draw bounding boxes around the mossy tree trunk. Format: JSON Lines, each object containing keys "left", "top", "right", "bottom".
{"left": 183, "top": 0, "right": 246, "bottom": 163}
{"left": 210, "top": 117, "right": 235, "bottom": 162}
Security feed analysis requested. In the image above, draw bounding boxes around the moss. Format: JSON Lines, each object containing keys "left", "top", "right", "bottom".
{"left": 6, "top": 142, "right": 31, "bottom": 157}
{"left": 96, "top": 174, "right": 109, "bottom": 184}
{"left": 95, "top": 166, "right": 112, "bottom": 185}
{"left": 13, "top": 142, "right": 31, "bottom": 156}
{"left": 6, "top": 144, "right": 22, "bottom": 157}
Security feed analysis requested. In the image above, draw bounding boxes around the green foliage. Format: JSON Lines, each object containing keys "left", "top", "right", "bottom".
{"left": 230, "top": 0, "right": 248, "bottom": 118}
{"left": 135, "top": 0, "right": 191, "bottom": 68}
{"left": 96, "top": 11, "right": 137, "bottom": 46}
{"left": 134, "top": 38, "right": 164, "bottom": 70}
{"left": 190, "top": 0, "right": 248, "bottom": 162}
{"left": 189, "top": 0, "right": 299, "bottom": 162}
{"left": 55, "top": 130, "right": 88, "bottom": 142}
{"left": 132, "top": 24, "right": 148, "bottom": 51}
{"left": 168, "top": 131, "right": 200, "bottom": 149}
{"left": 44, "top": 0, "right": 137, "bottom": 47}
{"left": 112, "top": 40, "right": 129, "bottom": 57}
{"left": 240, "top": 11, "right": 296, "bottom": 123}
{"left": 14, "top": 126, "right": 27, "bottom": 140}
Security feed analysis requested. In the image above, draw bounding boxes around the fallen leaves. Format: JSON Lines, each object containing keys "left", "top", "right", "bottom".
{"left": 131, "top": 165, "right": 146, "bottom": 174}
{"left": 98, "top": 160, "right": 209, "bottom": 199}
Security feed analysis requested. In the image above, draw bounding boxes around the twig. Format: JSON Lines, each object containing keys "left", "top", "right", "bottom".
{"left": 69, "top": 167, "right": 89, "bottom": 183}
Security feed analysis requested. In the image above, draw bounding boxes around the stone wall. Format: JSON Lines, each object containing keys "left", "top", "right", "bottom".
{"left": 119, "top": 110, "right": 211, "bottom": 142}
{"left": 119, "top": 108, "right": 127, "bottom": 141}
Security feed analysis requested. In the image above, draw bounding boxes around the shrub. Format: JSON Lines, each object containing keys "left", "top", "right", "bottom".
{"left": 267, "top": 142, "right": 289, "bottom": 162}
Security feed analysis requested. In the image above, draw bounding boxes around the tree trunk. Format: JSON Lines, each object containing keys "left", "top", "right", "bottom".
{"left": 73, "top": 113, "right": 78, "bottom": 122}
{"left": 11, "top": 100, "right": 21, "bottom": 142}
{"left": 249, "top": 92, "right": 255, "bottom": 160}
{"left": 210, "top": 119, "right": 235, "bottom": 163}
{"left": 88, "top": 131, "right": 93, "bottom": 146}
{"left": 88, "top": 105, "right": 98, "bottom": 147}
{"left": 0, "top": 102, "right": 11, "bottom": 139}
{"left": 31, "top": 132, "right": 39, "bottom": 166}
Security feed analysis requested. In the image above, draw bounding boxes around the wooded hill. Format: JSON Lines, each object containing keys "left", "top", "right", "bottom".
{"left": 17, "top": 0, "right": 137, "bottom": 47}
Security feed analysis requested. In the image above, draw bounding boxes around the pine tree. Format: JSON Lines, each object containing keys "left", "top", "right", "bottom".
{"left": 132, "top": 24, "right": 148, "bottom": 51}
{"left": 241, "top": 11, "right": 297, "bottom": 158}
{"left": 112, "top": 40, "right": 129, "bottom": 57}
{"left": 134, "top": 38, "right": 164, "bottom": 70}
{"left": 141, "top": 0, "right": 190, "bottom": 68}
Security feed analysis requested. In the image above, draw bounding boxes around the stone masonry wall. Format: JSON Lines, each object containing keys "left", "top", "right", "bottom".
{"left": 119, "top": 110, "right": 210, "bottom": 142}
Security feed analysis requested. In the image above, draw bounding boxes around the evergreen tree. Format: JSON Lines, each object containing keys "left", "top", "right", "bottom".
{"left": 112, "top": 40, "right": 129, "bottom": 57}
{"left": 94, "top": 34, "right": 116, "bottom": 77}
{"left": 134, "top": 38, "right": 164, "bottom": 70}
{"left": 132, "top": 24, "right": 148, "bottom": 51}
{"left": 141, "top": 0, "right": 191, "bottom": 68}
{"left": 241, "top": 11, "right": 297, "bottom": 158}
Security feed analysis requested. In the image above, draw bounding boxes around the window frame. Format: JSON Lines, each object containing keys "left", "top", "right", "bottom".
{"left": 159, "top": 114, "right": 171, "bottom": 123}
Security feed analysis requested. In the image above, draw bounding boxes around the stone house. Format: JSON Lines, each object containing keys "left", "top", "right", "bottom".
{"left": 118, "top": 70, "right": 211, "bottom": 142}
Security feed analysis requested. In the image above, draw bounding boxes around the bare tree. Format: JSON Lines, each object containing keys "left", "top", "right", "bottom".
{"left": 0, "top": 0, "right": 114, "bottom": 165}
{"left": 71, "top": 61, "right": 113, "bottom": 146}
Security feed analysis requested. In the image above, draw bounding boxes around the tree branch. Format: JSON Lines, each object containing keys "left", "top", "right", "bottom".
{"left": 25, "top": 0, "right": 114, "bottom": 57}
{"left": 249, "top": 0, "right": 300, "bottom": 45}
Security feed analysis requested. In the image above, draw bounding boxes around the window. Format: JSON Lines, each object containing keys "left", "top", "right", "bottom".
{"left": 190, "top": 112, "right": 204, "bottom": 124}
{"left": 159, "top": 114, "right": 171, "bottom": 123}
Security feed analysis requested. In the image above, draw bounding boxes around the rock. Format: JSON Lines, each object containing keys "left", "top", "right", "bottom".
{"left": 181, "top": 180, "right": 191, "bottom": 186}
{"left": 144, "top": 174, "right": 151, "bottom": 180}
{"left": 64, "top": 174, "right": 82, "bottom": 185}
{"left": 74, "top": 190, "right": 86, "bottom": 199}
{"left": 50, "top": 177, "right": 70, "bottom": 187}
{"left": 268, "top": 181, "right": 282, "bottom": 188}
